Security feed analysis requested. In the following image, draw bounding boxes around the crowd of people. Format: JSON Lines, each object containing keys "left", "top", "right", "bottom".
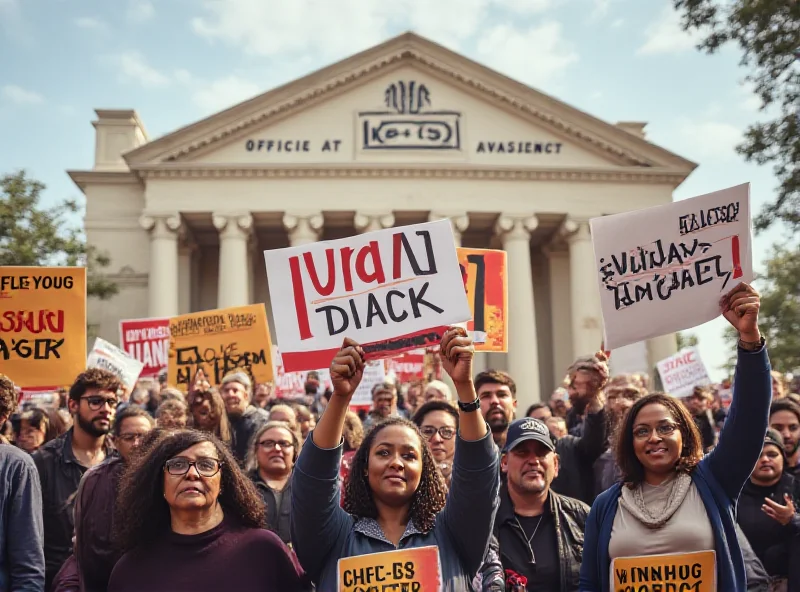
{"left": 0, "top": 282, "right": 796, "bottom": 591}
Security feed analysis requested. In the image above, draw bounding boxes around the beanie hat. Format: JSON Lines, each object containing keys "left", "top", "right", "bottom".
{"left": 221, "top": 371, "right": 252, "bottom": 392}
{"left": 764, "top": 428, "right": 787, "bottom": 460}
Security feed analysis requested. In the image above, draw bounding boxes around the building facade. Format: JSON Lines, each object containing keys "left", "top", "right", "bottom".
{"left": 69, "top": 33, "right": 696, "bottom": 411}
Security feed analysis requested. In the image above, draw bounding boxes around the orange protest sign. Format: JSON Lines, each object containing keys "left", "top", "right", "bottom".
{"left": 457, "top": 248, "right": 507, "bottom": 352}
{"left": 338, "top": 546, "right": 441, "bottom": 592}
{"left": 611, "top": 550, "right": 716, "bottom": 592}
{"left": 0, "top": 267, "right": 86, "bottom": 389}
{"left": 168, "top": 304, "right": 274, "bottom": 391}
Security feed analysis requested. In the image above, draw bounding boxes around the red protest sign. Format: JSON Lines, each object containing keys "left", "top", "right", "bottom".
{"left": 119, "top": 317, "right": 170, "bottom": 379}
{"left": 386, "top": 351, "right": 425, "bottom": 384}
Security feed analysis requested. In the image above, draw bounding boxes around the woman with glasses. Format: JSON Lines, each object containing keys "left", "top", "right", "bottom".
{"left": 580, "top": 283, "right": 773, "bottom": 592}
{"left": 412, "top": 401, "right": 458, "bottom": 487}
{"left": 291, "top": 328, "right": 500, "bottom": 591}
{"left": 108, "top": 429, "right": 308, "bottom": 591}
{"left": 246, "top": 421, "right": 300, "bottom": 545}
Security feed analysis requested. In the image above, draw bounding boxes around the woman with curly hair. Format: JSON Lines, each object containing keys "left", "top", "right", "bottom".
{"left": 108, "top": 429, "right": 308, "bottom": 591}
{"left": 581, "top": 283, "right": 773, "bottom": 592}
{"left": 291, "top": 327, "right": 500, "bottom": 591}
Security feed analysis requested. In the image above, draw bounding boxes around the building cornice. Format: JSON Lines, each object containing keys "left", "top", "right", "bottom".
{"left": 68, "top": 170, "right": 141, "bottom": 192}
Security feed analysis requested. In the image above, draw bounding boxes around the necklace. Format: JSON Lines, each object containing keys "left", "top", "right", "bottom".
{"left": 514, "top": 514, "right": 544, "bottom": 564}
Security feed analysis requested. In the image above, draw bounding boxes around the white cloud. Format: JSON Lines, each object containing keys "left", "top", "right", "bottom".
{"left": 672, "top": 118, "right": 742, "bottom": 161}
{"left": 110, "top": 51, "right": 170, "bottom": 87}
{"left": 191, "top": 75, "right": 262, "bottom": 114}
{"left": 590, "top": 0, "right": 610, "bottom": 18}
{"left": 637, "top": 5, "right": 703, "bottom": 56}
{"left": 475, "top": 22, "right": 578, "bottom": 88}
{"left": 610, "top": 17, "right": 624, "bottom": 28}
{"left": 126, "top": 0, "right": 155, "bottom": 23}
{"left": 492, "top": 0, "right": 552, "bottom": 14}
{"left": 74, "top": 16, "right": 109, "bottom": 32}
{"left": 2, "top": 84, "right": 44, "bottom": 105}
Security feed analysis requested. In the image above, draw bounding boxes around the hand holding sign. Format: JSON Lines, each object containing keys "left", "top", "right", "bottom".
{"left": 720, "top": 282, "right": 761, "bottom": 342}
{"left": 441, "top": 327, "right": 474, "bottom": 385}
{"left": 330, "top": 338, "right": 366, "bottom": 399}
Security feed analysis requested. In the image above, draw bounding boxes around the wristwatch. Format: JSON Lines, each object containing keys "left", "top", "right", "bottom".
{"left": 457, "top": 397, "right": 481, "bottom": 412}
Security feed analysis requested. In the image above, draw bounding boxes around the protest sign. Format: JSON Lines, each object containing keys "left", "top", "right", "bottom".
{"left": 272, "top": 346, "right": 332, "bottom": 398}
{"left": 87, "top": 337, "right": 145, "bottom": 392}
{"left": 0, "top": 267, "right": 86, "bottom": 389}
{"left": 386, "top": 351, "right": 425, "bottom": 384}
{"left": 350, "top": 360, "right": 388, "bottom": 409}
{"left": 265, "top": 219, "right": 471, "bottom": 372}
{"left": 611, "top": 550, "right": 715, "bottom": 592}
{"left": 168, "top": 304, "right": 274, "bottom": 391}
{"left": 656, "top": 347, "right": 712, "bottom": 398}
{"left": 338, "top": 546, "right": 441, "bottom": 592}
{"left": 591, "top": 183, "right": 752, "bottom": 349}
{"left": 457, "top": 247, "right": 508, "bottom": 352}
{"left": 119, "top": 317, "right": 170, "bottom": 378}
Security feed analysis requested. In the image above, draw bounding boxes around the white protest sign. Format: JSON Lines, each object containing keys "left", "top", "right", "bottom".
{"left": 86, "top": 337, "right": 145, "bottom": 392}
{"left": 264, "top": 219, "right": 471, "bottom": 372}
{"left": 591, "top": 183, "right": 752, "bottom": 349}
{"left": 656, "top": 347, "right": 712, "bottom": 397}
{"left": 351, "top": 360, "right": 388, "bottom": 408}
{"left": 271, "top": 345, "right": 332, "bottom": 398}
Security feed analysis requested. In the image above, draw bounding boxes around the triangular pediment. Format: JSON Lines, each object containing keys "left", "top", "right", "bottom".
{"left": 124, "top": 32, "right": 695, "bottom": 177}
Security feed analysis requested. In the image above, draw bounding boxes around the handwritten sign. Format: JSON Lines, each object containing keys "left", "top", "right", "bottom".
{"left": 386, "top": 351, "right": 425, "bottom": 384}
{"left": 167, "top": 304, "right": 274, "bottom": 391}
{"left": 611, "top": 550, "right": 715, "bottom": 592}
{"left": 457, "top": 247, "right": 507, "bottom": 351}
{"left": 272, "top": 346, "right": 332, "bottom": 398}
{"left": 264, "top": 219, "right": 471, "bottom": 372}
{"left": 119, "top": 317, "right": 170, "bottom": 378}
{"left": 656, "top": 347, "right": 712, "bottom": 398}
{"left": 338, "top": 546, "right": 441, "bottom": 592}
{"left": 0, "top": 267, "right": 86, "bottom": 389}
{"left": 87, "top": 337, "right": 144, "bottom": 392}
{"left": 591, "top": 184, "right": 752, "bottom": 349}
{"left": 351, "top": 360, "right": 388, "bottom": 409}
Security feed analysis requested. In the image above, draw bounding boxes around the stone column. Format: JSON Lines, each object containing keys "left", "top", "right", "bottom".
{"left": 139, "top": 214, "right": 181, "bottom": 318}
{"left": 648, "top": 333, "right": 677, "bottom": 373}
{"left": 565, "top": 219, "right": 604, "bottom": 359}
{"left": 496, "top": 215, "right": 540, "bottom": 408}
{"left": 283, "top": 213, "right": 323, "bottom": 246}
{"left": 177, "top": 244, "right": 195, "bottom": 315}
{"left": 354, "top": 212, "right": 395, "bottom": 233}
{"left": 428, "top": 211, "right": 469, "bottom": 246}
{"left": 213, "top": 213, "right": 253, "bottom": 309}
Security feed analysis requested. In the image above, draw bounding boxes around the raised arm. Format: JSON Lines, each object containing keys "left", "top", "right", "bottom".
{"left": 706, "top": 282, "right": 772, "bottom": 499}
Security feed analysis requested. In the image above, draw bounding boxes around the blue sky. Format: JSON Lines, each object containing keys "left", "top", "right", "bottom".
{"left": 0, "top": 0, "right": 789, "bottom": 379}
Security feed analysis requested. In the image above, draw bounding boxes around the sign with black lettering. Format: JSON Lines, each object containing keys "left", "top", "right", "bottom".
{"left": 338, "top": 546, "right": 441, "bottom": 592}
{"left": 87, "top": 337, "right": 144, "bottom": 392}
{"left": 611, "top": 550, "right": 715, "bottom": 592}
{"left": 0, "top": 266, "right": 86, "bottom": 389}
{"left": 264, "top": 220, "right": 471, "bottom": 372}
{"left": 591, "top": 183, "right": 752, "bottom": 349}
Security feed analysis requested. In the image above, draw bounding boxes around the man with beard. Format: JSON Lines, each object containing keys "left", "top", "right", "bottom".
{"left": 770, "top": 399, "right": 800, "bottom": 476}
{"left": 494, "top": 418, "right": 589, "bottom": 591}
{"left": 33, "top": 368, "right": 121, "bottom": 589}
{"left": 221, "top": 371, "right": 269, "bottom": 465}
{"left": 475, "top": 370, "right": 517, "bottom": 448}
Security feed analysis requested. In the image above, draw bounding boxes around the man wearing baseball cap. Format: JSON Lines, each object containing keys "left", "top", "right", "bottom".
{"left": 221, "top": 371, "right": 269, "bottom": 465}
{"left": 494, "top": 417, "right": 589, "bottom": 591}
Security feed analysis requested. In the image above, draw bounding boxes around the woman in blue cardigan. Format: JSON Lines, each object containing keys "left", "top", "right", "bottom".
{"left": 580, "top": 282, "right": 772, "bottom": 592}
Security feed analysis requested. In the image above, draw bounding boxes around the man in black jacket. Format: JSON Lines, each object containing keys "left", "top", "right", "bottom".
{"left": 495, "top": 418, "right": 589, "bottom": 592}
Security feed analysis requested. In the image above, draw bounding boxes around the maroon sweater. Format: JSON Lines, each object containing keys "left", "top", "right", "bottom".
{"left": 108, "top": 518, "right": 308, "bottom": 592}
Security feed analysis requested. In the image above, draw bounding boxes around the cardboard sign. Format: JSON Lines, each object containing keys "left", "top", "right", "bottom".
{"left": 264, "top": 219, "right": 471, "bottom": 372}
{"left": 386, "top": 351, "right": 425, "bottom": 384}
{"left": 591, "top": 184, "right": 752, "bottom": 349}
{"left": 168, "top": 304, "right": 274, "bottom": 391}
{"left": 656, "top": 347, "right": 712, "bottom": 398}
{"left": 0, "top": 267, "right": 86, "bottom": 389}
{"left": 87, "top": 337, "right": 145, "bottom": 392}
{"left": 338, "top": 546, "right": 441, "bottom": 592}
{"left": 119, "top": 317, "right": 170, "bottom": 378}
{"left": 457, "top": 247, "right": 508, "bottom": 352}
{"left": 611, "top": 550, "right": 716, "bottom": 592}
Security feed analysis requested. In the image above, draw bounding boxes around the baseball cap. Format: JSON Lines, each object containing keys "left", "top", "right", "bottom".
{"left": 503, "top": 417, "right": 556, "bottom": 453}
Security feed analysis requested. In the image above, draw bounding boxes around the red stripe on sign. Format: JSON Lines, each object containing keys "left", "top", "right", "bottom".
{"left": 731, "top": 235, "right": 743, "bottom": 279}
{"left": 281, "top": 326, "right": 450, "bottom": 373}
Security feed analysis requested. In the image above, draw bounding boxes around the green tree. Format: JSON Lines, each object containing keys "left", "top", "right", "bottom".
{"left": 676, "top": 331, "right": 699, "bottom": 350}
{"left": 674, "top": 0, "right": 800, "bottom": 231}
{"left": 0, "top": 170, "right": 118, "bottom": 299}
{"left": 723, "top": 243, "right": 800, "bottom": 373}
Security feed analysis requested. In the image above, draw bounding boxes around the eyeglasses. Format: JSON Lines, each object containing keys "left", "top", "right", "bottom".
{"left": 164, "top": 456, "right": 223, "bottom": 477}
{"left": 633, "top": 423, "right": 678, "bottom": 440}
{"left": 259, "top": 439, "right": 294, "bottom": 451}
{"left": 117, "top": 433, "right": 148, "bottom": 444}
{"left": 420, "top": 426, "right": 456, "bottom": 440}
{"left": 80, "top": 395, "right": 119, "bottom": 410}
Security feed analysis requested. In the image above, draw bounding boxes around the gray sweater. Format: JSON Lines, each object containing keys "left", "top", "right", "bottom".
{"left": 0, "top": 445, "right": 45, "bottom": 591}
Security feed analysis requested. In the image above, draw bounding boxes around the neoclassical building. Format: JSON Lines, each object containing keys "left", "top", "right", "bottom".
{"left": 69, "top": 32, "right": 696, "bottom": 410}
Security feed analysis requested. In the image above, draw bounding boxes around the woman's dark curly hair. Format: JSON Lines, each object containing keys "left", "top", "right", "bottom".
{"left": 343, "top": 417, "right": 447, "bottom": 532}
{"left": 113, "top": 429, "right": 266, "bottom": 552}
{"left": 616, "top": 392, "right": 704, "bottom": 487}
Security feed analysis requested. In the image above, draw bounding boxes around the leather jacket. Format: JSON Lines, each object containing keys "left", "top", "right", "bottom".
{"left": 494, "top": 484, "right": 588, "bottom": 591}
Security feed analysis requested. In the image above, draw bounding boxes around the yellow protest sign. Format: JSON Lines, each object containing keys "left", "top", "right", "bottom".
{"left": 0, "top": 267, "right": 86, "bottom": 389}
{"left": 611, "top": 550, "right": 716, "bottom": 592}
{"left": 457, "top": 247, "right": 507, "bottom": 352}
{"left": 338, "top": 546, "right": 441, "bottom": 592}
{"left": 168, "top": 304, "right": 274, "bottom": 391}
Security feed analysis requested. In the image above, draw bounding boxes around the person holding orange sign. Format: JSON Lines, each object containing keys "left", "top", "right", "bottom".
{"left": 580, "top": 283, "right": 772, "bottom": 592}
{"left": 291, "top": 326, "right": 500, "bottom": 591}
